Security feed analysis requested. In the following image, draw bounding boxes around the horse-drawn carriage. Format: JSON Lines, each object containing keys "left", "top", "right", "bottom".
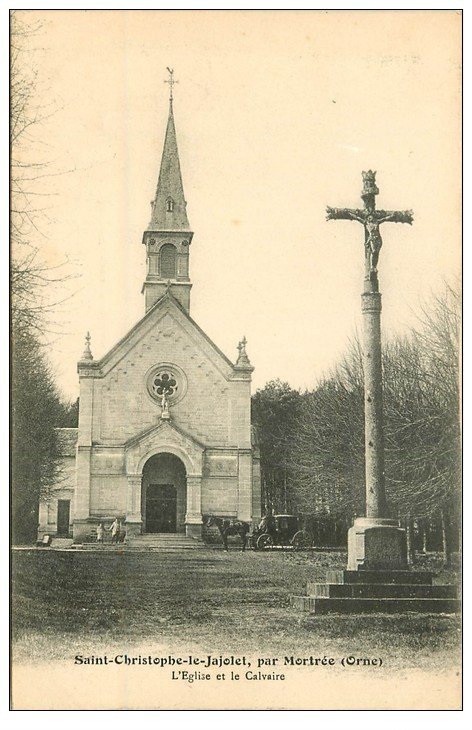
{"left": 205, "top": 513, "right": 312, "bottom": 551}
{"left": 253, "top": 513, "right": 312, "bottom": 550}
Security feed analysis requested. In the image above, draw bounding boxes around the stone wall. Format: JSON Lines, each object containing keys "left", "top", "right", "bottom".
{"left": 67, "top": 297, "right": 258, "bottom": 539}
{"left": 37, "top": 454, "right": 76, "bottom": 539}
{"left": 94, "top": 309, "right": 248, "bottom": 448}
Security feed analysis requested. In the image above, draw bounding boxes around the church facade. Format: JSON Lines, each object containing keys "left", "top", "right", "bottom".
{"left": 38, "top": 91, "right": 261, "bottom": 542}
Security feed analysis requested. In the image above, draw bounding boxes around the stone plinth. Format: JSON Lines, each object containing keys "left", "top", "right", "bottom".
{"left": 72, "top": 518, "right": 93, "bottom": 542}
{"left": 291, "top": 595, "right": 460, "bottom": 614}
{"left": 185, "top": 522, "right": 203, "bottom": 540}
{"left": 124, "top": 519, "right": 143, "bottom": 540}
{"left": 347, "top": 517, "right": 408, "bottom": 571}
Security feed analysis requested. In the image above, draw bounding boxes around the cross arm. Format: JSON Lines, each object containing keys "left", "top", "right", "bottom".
{"left": 326, "top": 206, "right": 365, "bottom": 223}
{"left": 376, "top": 209, "right": 414, "bottom": 225}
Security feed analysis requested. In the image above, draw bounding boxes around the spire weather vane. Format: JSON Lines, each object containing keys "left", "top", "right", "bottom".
{"left": 165, "top": 67, "right": 178, "bottom": 104}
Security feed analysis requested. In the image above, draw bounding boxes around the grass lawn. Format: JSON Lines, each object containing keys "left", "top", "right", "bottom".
{"left": 11, "top": 548, "right": 461, "bottom": 673}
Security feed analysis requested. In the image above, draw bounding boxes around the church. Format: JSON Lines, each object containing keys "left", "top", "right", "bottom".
{"left": 38, "top": 82, "right": 261, "bottom": 543}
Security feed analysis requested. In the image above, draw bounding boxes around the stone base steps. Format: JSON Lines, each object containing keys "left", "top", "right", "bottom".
{"left": 291, "top": 595, "right": 461, "bottom": 614}
{"left": 127, "top": 533, "right": 206, "bottom": 549}
{"left": 72, "top": 533, "right": 209, "bottom": 551}
{"left": 50, "top": 538, "right": 74, "bottom": 549}
{"left": 326, "top": 570, "right": 434, "bottom": 585}
{"left": 73, "top": 543, "right": 210, "bottom": 552}
{"left": 292, "top": 568, "right": 460, "bottom": 615}
{"left": 306, "top": 582, "right": 457, "bottom": 599}
{"left": 73, "top": 544, "right": 128, "bottom": 551}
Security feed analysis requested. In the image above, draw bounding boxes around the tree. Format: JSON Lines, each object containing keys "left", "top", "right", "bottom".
{"left": 282, "top": 282, "right": 460, "bottom": 554}
{"left": 287, "top": 340, "right": 365, "bottom": 520}
{"left": 382, "top": 283, "right": 461, "bottom": 560}
{"left": 56, "top": 398, "right": 79, "bottom": 428}
{"left": 10, "top": 12, "right": 75, "bottom": 542}
{"left": 11, "top": 324, "right": 65, "bottom": 543}
{"left": 251, "top": 380, "right": 303, "bottom": 513}
{"left": 11, "top": 11, "right": 72, "bottom": 335}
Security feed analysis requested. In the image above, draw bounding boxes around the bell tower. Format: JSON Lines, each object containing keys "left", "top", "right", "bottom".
{"left": 142, "top": 69, "right": 193, "bottom": 312}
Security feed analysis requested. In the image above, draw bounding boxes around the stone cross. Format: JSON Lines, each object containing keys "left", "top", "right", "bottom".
{"left": 326, "top": 171, "right": 413, "bottom": 524}
{"left": 326, "top": 170, "right": 413, "bottom": 293}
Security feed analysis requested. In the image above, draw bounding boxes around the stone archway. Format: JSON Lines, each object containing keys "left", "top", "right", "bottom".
{"left": 141, "top": 453, "right": 187, "bottom": 533}
{"left": 124, "top": 421, "right": 205, "bottom": 538}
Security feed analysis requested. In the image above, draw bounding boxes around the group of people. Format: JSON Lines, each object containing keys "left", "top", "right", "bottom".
{"left": 96, "top": 518, "right": 126, "bottom": 544}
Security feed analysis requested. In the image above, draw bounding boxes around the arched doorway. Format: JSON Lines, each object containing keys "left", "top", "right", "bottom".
{"left": 141, "top": 453, "right": 187, "bottom": 533}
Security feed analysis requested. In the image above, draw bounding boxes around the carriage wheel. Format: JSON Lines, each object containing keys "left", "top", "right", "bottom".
{"left": 292, "top": 530, "right": 311, "bottom": 550}
{"left": 257, "top": 533, "right": 274, "bottom": 550}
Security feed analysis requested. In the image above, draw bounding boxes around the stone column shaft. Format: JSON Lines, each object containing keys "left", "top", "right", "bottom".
{"left": 185, "top": 474, "right": 203, "bottom": 539}
{"left": 125, "top": 474, "right": 143, "bottom": 539}
{"left": 362, "top": 290, "right": 387, "bottom": 518}
{"left": 126, "top": 475, "right": 142, "bottom": 522}
{"left": 237, "top": 451, "right": 253, "bottom": 523}
{"left": 74, "top": 371, "right": 94, "bottom": 526}
{"left": 347, "top": 281, "right": 407, "bottom": 570}
{"left": 185, "top": 474, "right": 203, "bottom": 523}
{"left": 74, "top": 447, "right": 92, "bottom": 519}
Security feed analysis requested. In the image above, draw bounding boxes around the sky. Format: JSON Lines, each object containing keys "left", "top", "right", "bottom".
{"left": 16, "top": 9, "right": 461, "bottom": 400}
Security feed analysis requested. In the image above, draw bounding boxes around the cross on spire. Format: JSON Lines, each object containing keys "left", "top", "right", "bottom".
{"left": 165, "top": 67, "right": 178, "bottom": 107}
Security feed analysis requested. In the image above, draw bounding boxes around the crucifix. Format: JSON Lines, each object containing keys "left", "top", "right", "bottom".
{"left": 165, "top": 67, "right": 178, "bottom": 105}
{"left": 326, "top": 171, "right": 414, "bottom": 570}
{"left": 327, "top": 170, "right": 413, "bottom": 293}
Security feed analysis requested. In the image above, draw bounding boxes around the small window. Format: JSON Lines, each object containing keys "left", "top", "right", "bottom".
{"left": 159, "top": 244, "right": 177, "bottom": 279}
{"left": 166, "top": 197, "right": 174, "bottom": 213}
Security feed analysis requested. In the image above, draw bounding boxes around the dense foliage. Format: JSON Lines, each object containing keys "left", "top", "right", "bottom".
{"left": 252, "top": 283, "right": 461, "bottom": 553}
{"left": 251, "top": 380, "right": 303, "bottom": 513}
{"left": 11, "top": 323, "right": 66, "bottom": 543}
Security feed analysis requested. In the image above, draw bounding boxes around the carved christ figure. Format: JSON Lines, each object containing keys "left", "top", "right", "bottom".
{"left": 326, "top": 206, "right": 413, "bottom": 273}
{"left": 160, "top": 388, "right": 170, "bottom": 418}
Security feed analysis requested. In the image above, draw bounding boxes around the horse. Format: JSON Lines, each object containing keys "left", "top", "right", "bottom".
{"left": 205, "top": 515, "right": 251, "bottom": 552}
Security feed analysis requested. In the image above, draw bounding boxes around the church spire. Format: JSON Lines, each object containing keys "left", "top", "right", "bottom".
{"left": 142, "top": 70, "right": 194, "bottom": 313}
{"left": 148, "top": 69, "right": 190, "bottom": 231}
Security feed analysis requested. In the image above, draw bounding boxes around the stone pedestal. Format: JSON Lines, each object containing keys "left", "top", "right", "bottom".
{"left": 347, "top": 517, "right": 408, "bottom": 571}
{"left": 72, "top": 518, "right": 92, "bottom": 542}
{"left": 185, "top": 521, "right": 203, "bottom": 539}
{"left": 124, "top": 519, "right": 143, "bottom": 539}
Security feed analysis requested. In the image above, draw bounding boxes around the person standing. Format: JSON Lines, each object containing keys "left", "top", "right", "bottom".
{"left": 109, "top": 518, "right": 119, "bottom": 544}
{"left": 118, "top": 520, "right": 126, "bottom": 543}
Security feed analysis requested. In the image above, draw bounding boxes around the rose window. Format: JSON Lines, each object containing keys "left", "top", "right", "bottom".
{"left": 150, "top": 370, "right": 178, "bottom": 399}
{"left": 146, "top": 363, "right": 187, "bottom": 405}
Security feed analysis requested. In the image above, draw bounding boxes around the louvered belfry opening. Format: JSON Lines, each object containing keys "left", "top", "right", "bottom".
{"left": 159, "top": 243, "right": 177, "bottom": 279}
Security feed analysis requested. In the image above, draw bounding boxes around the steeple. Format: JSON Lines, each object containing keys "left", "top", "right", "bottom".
{"left": 148, "top": 98, "right": 190, "bottom": 231}
{"left": 142, "top": 69, "right": 193, "bottom": 313}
